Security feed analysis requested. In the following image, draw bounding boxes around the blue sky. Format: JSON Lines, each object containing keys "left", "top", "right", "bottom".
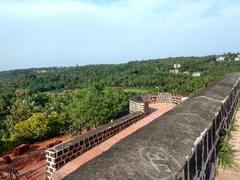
{"left": 0, "top": 0, "right": 240, "bottom": 71}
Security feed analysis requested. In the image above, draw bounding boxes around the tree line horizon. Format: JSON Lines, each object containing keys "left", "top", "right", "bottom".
{"left": 0, "top": 52, "right": 240, "bottom": 154}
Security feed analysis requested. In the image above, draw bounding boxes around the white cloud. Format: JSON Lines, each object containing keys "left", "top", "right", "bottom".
{"left": 1, "top": 0, "right": 240, "bottom": 36}
{"left": 0, "top": 0, "right": 238, "bottom": 26}
{"left": 0, "top": 0, "right": 213, "bottom": 19}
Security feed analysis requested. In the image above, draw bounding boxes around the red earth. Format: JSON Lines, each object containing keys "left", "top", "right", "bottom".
{"left": 0, "top": 136, "right": 71, "bottom": 180}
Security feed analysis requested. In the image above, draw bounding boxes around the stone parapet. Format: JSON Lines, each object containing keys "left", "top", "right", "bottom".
{"left": 63, "top": 73, "right": 240, "bottom": 180}
{"left": 130, "top": 92, "right": 183, "bottom": 113}
{"left": 45, "top": 112, "right": 145, "bottom": 179}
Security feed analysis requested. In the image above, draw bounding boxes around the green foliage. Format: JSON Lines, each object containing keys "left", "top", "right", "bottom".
{"left": 218, "top": 136, "right": 238, "bottom": 169}
{"left": 65, "top": 85, "right": 131, "bottom": 134}
{"left": 11, "top": 113, "right": 49, "bottom": 142}
{"left": 10, "top": 112, "right": 62, "bottom": 143}
{"left": 1, "top": 53, "right": 240, "bottom": 154}
{"left": 122, "top": 87, "right": 154, "bottom": 93}
{"left": 0, "top": 84, "right": 131, "bottom": 151}
{"left": 6, "top": 98, "right": 33, "bottom": 131}
{"left": 0, "top": 93, "right": 13, "bottom": 135}
{"left": 0, "top": 53, "right": 239, "bottom": 96}
{"left": 218, "top": 105, "right": 239, "bottom": 170}
{"left": 0, "top": 139, "right": 14, "bottom": 154}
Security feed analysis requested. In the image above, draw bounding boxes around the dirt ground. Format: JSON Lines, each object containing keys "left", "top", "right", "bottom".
{"left": 216, "top": 107, "right": 240, "bottom": 180}
{"left": 0, "top": 136, "right": 71, "bottom": 180}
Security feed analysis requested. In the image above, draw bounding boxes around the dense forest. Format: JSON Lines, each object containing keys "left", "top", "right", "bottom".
{"left": 0, "top": 53, "right": 240, "bottom": 154}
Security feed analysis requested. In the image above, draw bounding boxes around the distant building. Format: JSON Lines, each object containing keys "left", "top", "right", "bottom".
{"left": 36, "top": 70, "right": 48, "bottom": 74}
{"left": 192, "top": 72, "right": 201, "bottom": 77}
{"left": 216, "top": 56, "right": 225, "bottom": 62}
{"left": 174, "top": 63, "right": 181, "bottom": 69}
{"left": 169, "top": 69, "right": 179, "bottom": 74}
{"left": 234, "top": 57, "right": 240, "bottom": 61}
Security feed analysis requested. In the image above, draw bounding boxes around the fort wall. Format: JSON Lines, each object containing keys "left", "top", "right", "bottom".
{"left": 46, "top": 73, "right": 240, "bottom": 180}
{"left": 45, "top": 92, "right": 182, "bottom": 179}
{"left": 129, "top": 93, "right": 183, "bottom": 113}
{"left": 45, "top": 112, "right": 145, "bottom": 179}
{"left": 63, "top": 73, "right": 240, "bottom": 180}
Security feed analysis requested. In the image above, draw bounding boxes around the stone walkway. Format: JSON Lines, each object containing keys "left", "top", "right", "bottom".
{"left": 216, "top": 106, "right": 240, "bottom": 180}
{"left": 52, "top": 103, "right": 176, "bottom": 180}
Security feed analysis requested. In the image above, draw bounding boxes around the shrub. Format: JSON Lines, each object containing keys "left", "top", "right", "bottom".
{"left": 218, "top": 105, "right": 239, "bottom": 170}
{"left": 10, "top": 113, "right": 48, "bottom": 142}
{"left": 218, "top": 136, "right": 238, "bottom": 169}
{"left": 10, "top": 112, "right": 62, "bottom": 143}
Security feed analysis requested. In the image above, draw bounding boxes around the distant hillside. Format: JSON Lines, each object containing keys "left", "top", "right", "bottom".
{"left": 1, "top": 53, "right": 240, "bottom": 96}
{"left": 1, "top": 52, "right": 240, "bottom": 154}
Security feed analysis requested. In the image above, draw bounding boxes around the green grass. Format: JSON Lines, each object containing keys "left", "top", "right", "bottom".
{"left": 218, "top": 136, "right": 238, "bottom": 169}
{"left": 218, "top": 105, "right": 239, "bottom": 170}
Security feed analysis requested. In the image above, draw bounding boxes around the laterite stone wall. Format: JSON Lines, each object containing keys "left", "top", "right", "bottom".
{"left": 63, "top": 73, "right": 240, "bottom": 180}
{"left": 46, "top": 92, "right": 183, "bottom": 179}
{"left": 45, "top": 112, "right": 146, "bottom": 179}
{"left": 129, "top": 93, "right": 183, "bottom": 113}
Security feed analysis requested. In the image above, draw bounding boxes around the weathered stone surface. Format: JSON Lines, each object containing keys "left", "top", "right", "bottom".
{"left": 64, "top": 113, "right": 207, "bottom": 180}
{"left": 64, "top": 73, "right": 240, "bottom": 180}
{"left": 168, "top": 96, "right": 222, "bottom": 121}
{"left": 195, "top": 73, "right": 240, "bottom": 102}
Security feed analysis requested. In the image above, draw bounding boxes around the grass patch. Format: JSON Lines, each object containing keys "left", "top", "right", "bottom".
{"left": 218, "top": 136, "right": 238, "bottom": 169}
{"left": 218, "top": 104, "right": 239, "bottom": 170}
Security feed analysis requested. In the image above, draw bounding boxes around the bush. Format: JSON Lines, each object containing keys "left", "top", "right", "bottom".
{"left": 10, "top": 113, "right": 48, "bottom": 142}
{"left": 218, "top": 136, "right": 238, "bottom": 169}
{"left": 10, "top": 112, "right": 62, "bottom": 143}
{"left": 47, "top": 111, "right": 65, "bottom": 135}
{"left": 0, "top": 139, "right": 14, "bottom": 154}
{"left": 218, "top": 105, "right": 239, "bottom": 170}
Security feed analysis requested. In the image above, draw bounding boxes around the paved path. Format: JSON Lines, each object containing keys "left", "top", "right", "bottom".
{"left": 52, "top": 103, "right": 176, "bottom": 180}
{"left": 216, "top": 106, "right": 240, "bottom": 180}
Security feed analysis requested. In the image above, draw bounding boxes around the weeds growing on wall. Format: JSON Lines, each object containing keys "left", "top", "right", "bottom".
{"left": 218, "top": 104, "right": 239, "bottom": 170}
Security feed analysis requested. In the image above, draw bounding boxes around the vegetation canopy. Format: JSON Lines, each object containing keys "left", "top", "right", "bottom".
{"left": 0, "top": 53, "right": 240, "bottom": 154}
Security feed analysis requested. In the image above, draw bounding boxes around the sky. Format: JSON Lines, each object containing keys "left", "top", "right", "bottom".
{"left": 0, "top": 0, "right": 240, "bottom": 71}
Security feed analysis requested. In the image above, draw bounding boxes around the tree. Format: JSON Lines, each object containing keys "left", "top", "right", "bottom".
{"left": 11, "top": 113, "right": 49, "bottom": 142}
